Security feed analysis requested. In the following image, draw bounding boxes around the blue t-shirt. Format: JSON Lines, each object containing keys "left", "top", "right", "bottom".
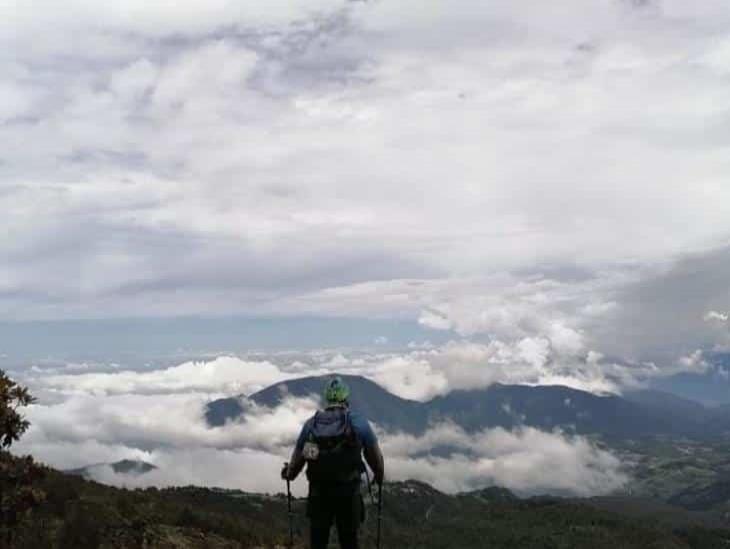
{"left": 295, "top": 409, "right": 377, "bottom": 452}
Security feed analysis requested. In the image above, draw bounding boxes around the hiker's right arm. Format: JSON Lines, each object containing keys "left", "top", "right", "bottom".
{"left": 283, "top": 421, "right": 309, "bottom": 480}
{"left": 285, "top": 448, "right": 305, "bottom": 480}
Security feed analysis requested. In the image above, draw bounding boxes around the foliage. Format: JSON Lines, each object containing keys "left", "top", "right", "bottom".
{"left": 4, "top": 472, "right": 730, "bottom": 548}
{"left": 0, "top": 372, "right": 34, "bottom": 449}
{"left": 0, "top": 370, "right": 45, "bottom": 546}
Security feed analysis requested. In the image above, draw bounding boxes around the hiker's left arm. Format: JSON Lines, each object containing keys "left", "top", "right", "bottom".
{"left": 364, "top": 441, "right": 385, "bottom": 485}
{"left": 353, "top": 414, "right": 385, "bottom": 485}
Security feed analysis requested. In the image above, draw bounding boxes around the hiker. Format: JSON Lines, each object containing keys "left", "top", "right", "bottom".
{"left": 281, "top": 377, "right": 385, "bottom": 549}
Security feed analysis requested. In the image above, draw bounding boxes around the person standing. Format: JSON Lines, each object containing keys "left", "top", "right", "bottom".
{"left": 281, "top": 377, "right": 385, "bottom": 549}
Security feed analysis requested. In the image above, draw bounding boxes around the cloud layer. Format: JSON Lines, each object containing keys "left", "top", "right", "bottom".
{"left": 17, "top": 364, "right": 627, "bottom": 497}
{"left": 382, "top": 424, "right": 626, "bottom": 496}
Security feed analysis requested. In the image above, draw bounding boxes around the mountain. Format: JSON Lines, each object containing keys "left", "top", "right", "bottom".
{"left": 206, "top": 374, "right": 429, "bottom": 432}
{"left": 648, "top": 353, "right": 730, "bottom": 406}
{"left": 205, "top": 374, "right": 721, "bottom": 439}
{"left": 468, "top": 485, "right": 520, "bottom": 503}
{"left": 428, "top": 384, "right": 679, "bottom": 438}
{"left": 624, "top": 389, "right": 709, "bottom": 419}
{"left": 66, "top": 459, "right": 157, "bottom": 479}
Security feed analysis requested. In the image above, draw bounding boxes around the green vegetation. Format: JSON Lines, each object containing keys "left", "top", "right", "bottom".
{"left": 0, "top": 370, "right": 45, "bottom": 546}
{"left": 6, "top": 475, "right": 730, "bottom": 548}
{"left": 615, "top": 437, "right": 730, "bottom": 503}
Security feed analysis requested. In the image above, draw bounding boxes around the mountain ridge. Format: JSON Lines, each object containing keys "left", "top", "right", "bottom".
{"left": 65, "top": 459, "right": 158, "bottom": 479}
{"left": 205, "top": 374, "right": 724, "bottom": 439}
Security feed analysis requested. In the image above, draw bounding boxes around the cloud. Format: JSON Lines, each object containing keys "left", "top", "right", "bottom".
{"left": 596, "top": 246, "right": 730, "bottom": 361}
{"left": 37, "top": 356, "right": 291, "bottom": 396}
{"left": 3, "top": 0, "right": 730, "bottom": 335}
{"left": 16, "top": 389, "right": 321, "bottom": 498}
{"left": 78, "top": 424, "right": 627, "bottom": 498}
{"left": 381, "top": 424, "right": 627, "bottom": 496}
{"left": 370, "top": 355, "right": 449, "bottom": 401}
{"left": 368, "top": 339, "right": 655, "bottom": 400}
{"left": 75, "top": 447, "right": 289, "bottom": 494}
{"left": 1, "top": 1, "right": 349, "bottom": 45}
{"left": 31, "top": 325, "right": 715, "bottom": 410}
{"left": 677, "top": 350, "right": 710, "bottom": 374}
{"left": 705, "top": 310, "right": 729, "bottom": 323}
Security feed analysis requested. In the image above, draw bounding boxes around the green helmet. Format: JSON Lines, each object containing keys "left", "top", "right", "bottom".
{"left": 323, "top": 376, "right": 350, "bottom": 404}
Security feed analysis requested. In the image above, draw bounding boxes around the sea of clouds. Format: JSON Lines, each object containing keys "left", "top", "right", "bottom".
{"left": 7, "top": 345, "right": 643, "bottom": 498}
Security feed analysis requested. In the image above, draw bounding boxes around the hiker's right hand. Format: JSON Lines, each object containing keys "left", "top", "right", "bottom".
{"left": 280, "top": 464, "right": 290, "bottom": 480}
{"left": 375, "top": 472, "right": 384, "bottom": 486}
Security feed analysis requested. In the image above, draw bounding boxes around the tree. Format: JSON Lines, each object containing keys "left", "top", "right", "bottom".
{"left": 0, "top": 370, "right": 45, "bottom": 544}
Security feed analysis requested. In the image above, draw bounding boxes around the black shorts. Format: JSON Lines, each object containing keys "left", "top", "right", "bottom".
{"left": 307, "top": 482, "right": 363, "bottom": 549}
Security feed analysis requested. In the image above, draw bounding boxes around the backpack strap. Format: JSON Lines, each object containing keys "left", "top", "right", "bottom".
{"left": 344, "top": 410, "right": 361, "bottom": 446}
{"left": 306, "top": 412, "right": 319, "bottom": 442}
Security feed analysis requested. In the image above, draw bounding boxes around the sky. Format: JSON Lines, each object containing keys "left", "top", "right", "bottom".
{"left": 3, "top": 0, "right": 730, "bottom": 366}
{"left": 3, "top": 0, "right": 730, "bottom": 495}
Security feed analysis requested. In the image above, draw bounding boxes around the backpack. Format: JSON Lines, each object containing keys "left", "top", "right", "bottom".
{"left": 303, "top": 408, "right": 364, "bottom": 485}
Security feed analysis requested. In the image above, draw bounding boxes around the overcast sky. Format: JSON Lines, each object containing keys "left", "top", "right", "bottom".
{"left": 3, "top": 1, "right": 730, "bottom": 368}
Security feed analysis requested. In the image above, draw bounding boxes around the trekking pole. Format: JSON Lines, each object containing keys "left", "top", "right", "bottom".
{"left": 376, "top": 482, "right": 383, "bottom": 549}
{"left": 284, "top": 462, "right": 294, "bottom": 548}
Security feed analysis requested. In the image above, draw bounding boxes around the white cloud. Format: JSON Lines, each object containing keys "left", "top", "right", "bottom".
{"left": 368, "top": 339, "right": 633, "bottom": 400}
{"left": 418, "top": 309, "right": 453, "bottom": 331}
{"left": 32, "top": 327, "right": 710, "bottom": 410}
{"left": 381, "top": 424, "right": 627, "bottom": 496}
{"left": 80, "top": 447, "right": 290, "bottom": 494}
{"left": 1, "top": 1, "right": 349, "bottom": 45}
{"left": 371, "top": 355, "right": 449, "bottom": 401}
{"left": 3, "top": 0, "right": 730, "bottom": 331}
{"left": 38, "top": 356, "right": 290, "bottom": 396}
{"left": 677, "top": 350, "right": 710, "bottom": 374}
{"left": 705, "top": 310, "right": 729, "bottom": 323}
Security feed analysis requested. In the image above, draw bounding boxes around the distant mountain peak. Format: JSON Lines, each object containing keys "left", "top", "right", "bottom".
{"left": 389, "top": 480, "right": 443, "bottom": 498}
{"left": 466, "top": 485, "right": 519, "bottom": 502}
{"left": 111, "top": 459, "right": 158, "bottom": 475}
{"left": 66, "top": 459, "right": 157, "bottom": 479}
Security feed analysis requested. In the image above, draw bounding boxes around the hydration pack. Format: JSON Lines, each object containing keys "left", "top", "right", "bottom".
{"left": 304, "top": 408, "right": 364, "bottom": 485}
